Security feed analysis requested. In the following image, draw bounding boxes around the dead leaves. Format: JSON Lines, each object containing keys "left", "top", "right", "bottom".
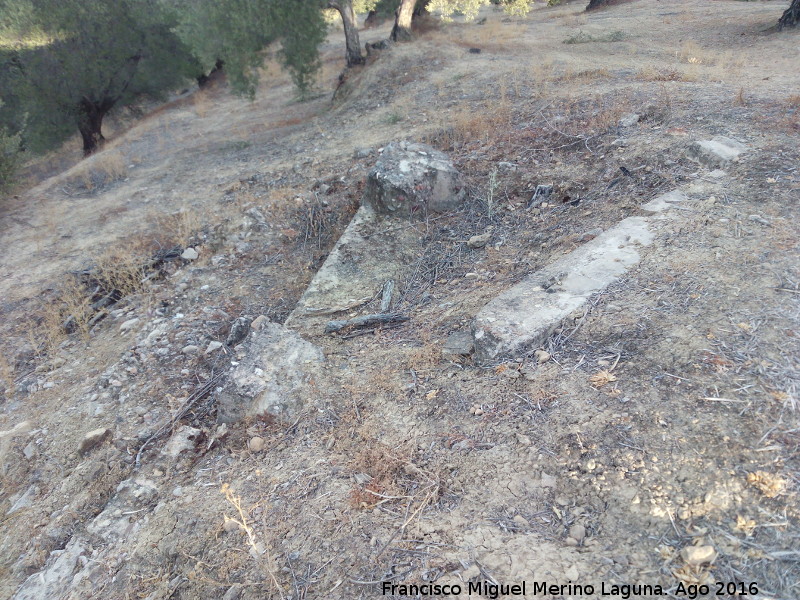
{"left": 747, "top": 471, "right": 787, "bottom": 498}
{"left": 590, "top": 370, "right": 617, "bottom": 388}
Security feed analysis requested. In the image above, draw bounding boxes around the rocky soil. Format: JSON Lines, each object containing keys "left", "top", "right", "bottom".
{"left": 0, "top": 1, "right": 798, "bottom": 599}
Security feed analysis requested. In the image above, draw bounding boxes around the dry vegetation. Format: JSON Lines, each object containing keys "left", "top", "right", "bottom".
{"left": 0, "top": 1, "right": 798, "bottom": 599}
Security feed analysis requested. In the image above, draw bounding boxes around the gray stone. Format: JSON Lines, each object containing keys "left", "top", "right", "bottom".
{"left": 640, "top": 189, "right": 687, "bottom": 214}
{"left": 569, "top": 523, "right": 587, "bottom": 542}
{"left": 181, "top": 247, "right": 199, "bottom": 260}
{"left": 205, "top": 341, "right": 223, "bottom": 354}
{"left": 7, "top": 484, "right": 37, "bottom": 515}
{"left": 226, "top": 316, "right": 252, "bottom": 347}
{"left": 22, "top": 442, "right": 35, "bottom": 459}
{"left": 79, "top": 427, "right": 112, "bottom": 456}
{"left": 119, "top": 318, "right": 140, "bottom": 333}
{"left": 688, "top": 136, "right": 748, "bottom": 168}
{"left": 12, "top": 538, "right": 87, "bottom": 599}
{"left": 467, "top": 232, "right": 491, "bottom": 249}
{"left": 223, "top": 585, "right": 242, "bottom": 600}
{"left": 217, "top": 323, "right": 325, "bottom": 423}
{"left": 473, "top": 216, "right": 655, "bottom": 364}
{"left": 181, "top": 345, "right": 199, "bottom": 355}
{"left": 363, "top": 141, "right": 465, "bottom": 218}
{"left": 443, "top": 331, "right": 474, "bottom": 356}
{"left": 161, "top": 426, "right": 202, "bottom": 458}
{"left": 528, "top": 184, "right": 553, "bottom": 209}
{"left": 285, "top": 205, "right": 423, "bottom": 333}
{"left": 618, "top": 113, "right": 640, "bottom": 128}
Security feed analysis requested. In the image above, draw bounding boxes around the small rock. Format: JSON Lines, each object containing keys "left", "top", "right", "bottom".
{"left": 681, "top": 545, "right": 717, "bottom": 565}
{"left": 564, "top": 565, "right": 580, "bottom": 581}
{"left": 528, "top": 184, "right": 554, "bottom": 209}
{"left": 161, "top": 426, "right": 202, "bottom": 457}
{"left": 181, "top": 345, "right": 199, "bottom": 355}
{"left": 226, "top": 316, "right": 253, "bottom": 347}
{"left": 7, "top": 485, "right": 37, "bottom": 515}
{"left": 205, "top": 341, "right": 223, "bottom": 354}
{"left": 569, "top": 523, "right": 586, "bottom": 542}
{"left": 23, "top": 442, "right": 36, "bottom": 459}
{"left": 748, "top": 214, "right": 771, "bottom": 226}
{"left": 250, "top": 315, "right": 269, "bottom": 331}
{"left": 248, "top": 436, "right": 265, "bottom": 452}
{"left": 181, "top": 248, "right": 199, "bottom": 260}
{"left": 512, "top": 514, "right": 530, "bottom": 528}
{"left": 467, "top": 233, "right": 491, "bottom": 249}
{"left": 534, "top": 350, "right": 550, "bottom": 364}
{"left": 223, "top": 585, "right": 242, "bottom": 600}
{"left": 79, "top": 428, "right": 112, "bottom": 456}
{"left": 618, "top": 113, "right": 640, "bottom": 128}
{"left": 119, "top": 318, "right": 140, "bottom": 333}
{"left": 442, "top": 331, "right": 474, "bottom": 356}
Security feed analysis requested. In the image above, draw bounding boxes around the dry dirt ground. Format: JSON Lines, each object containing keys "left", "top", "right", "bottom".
{"left": 1, "top": 1, "right": 799, "bottom": 598}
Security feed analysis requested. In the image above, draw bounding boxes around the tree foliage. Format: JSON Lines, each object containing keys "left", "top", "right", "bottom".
{"left": 174, "top": 0, "right": 327, "bottom": 97}
{"left": 0, "top": 100, "right": 23, "bottom": 193}
{"left": 1, "top": 0, "right": 198, "bottom": 154}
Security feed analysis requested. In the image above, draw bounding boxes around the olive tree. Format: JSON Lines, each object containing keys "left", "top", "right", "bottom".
{"left": 3, "top": 0, "right": 198, "bottom": 155}
{"left": 778, "top": 0, "right": 800, "bottom": 29}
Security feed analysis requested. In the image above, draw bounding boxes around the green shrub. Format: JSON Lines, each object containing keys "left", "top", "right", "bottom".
{"left": 0, "top": 102, "right": 23, "bottom": 193}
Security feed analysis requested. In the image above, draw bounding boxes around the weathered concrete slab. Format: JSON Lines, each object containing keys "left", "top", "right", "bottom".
{"left": 640, "top": 189, "right": 687, "bottom": 214}
{"left": 364, "top": 141, "right": 466, "bottom": 217}
{"left": 216, "top": 322, "right": 324, "bottom": 423}
{"left": 472, "top": 216, "right": 655, "bottom": 365}
{"left": 688, "top": 136, "right": 748, "bottom": 168}
{"left": 285, "top": 204, "right": 423, "bottom": 333}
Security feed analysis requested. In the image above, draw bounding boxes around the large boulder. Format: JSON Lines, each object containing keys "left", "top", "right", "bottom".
{"left": 216, "top": 322, "right": 324, "bottom": 423}
{"left": 363, "top": 141, "right": 465, "bottom": 218}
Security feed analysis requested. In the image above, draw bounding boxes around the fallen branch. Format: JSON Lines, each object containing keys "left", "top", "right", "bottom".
{"left": 325, "top": 313, "right": 409, "bottom": 334}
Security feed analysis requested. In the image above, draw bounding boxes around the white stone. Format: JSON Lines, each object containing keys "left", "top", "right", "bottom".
{"left": 473, "top": 216, "right": 655, "bottom": 364}
{"left": 205, "top": 341, "right": 223, "bottom": 354}
{"left": 181, "top": 247, "right": 199, "bottom": 260}
{"left": 119, "top": 317, "right": 140, "bottom": 332}
{"left": 688, "top": 136, "right": 748, "bottom": 168}
{"left": 217, "top": 322, "right": 324, "bottom": 423}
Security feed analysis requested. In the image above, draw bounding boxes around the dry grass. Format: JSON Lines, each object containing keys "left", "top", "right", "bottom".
{"left": 193, "top": 89, "right": 211, "bottom": 118}
{"left": 636, "top": 66, "right": 696, "bottom": 82}
{"left": 66, "top": 150, "right": 128, "bottom": 193}
{"left": 151, "top": 206, "right": 202, "bottom": 248}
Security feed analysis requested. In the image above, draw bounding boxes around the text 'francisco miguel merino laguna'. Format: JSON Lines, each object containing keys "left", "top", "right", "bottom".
{"left": 381, "top": 581, "right": 665, "bottom": 598}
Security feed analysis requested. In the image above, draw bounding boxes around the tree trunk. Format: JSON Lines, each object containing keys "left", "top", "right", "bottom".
{"left": 391, "top": 0, "right": 417, "bottom": 42}
{"left": 198, "top": 59, "right": 225, "bottom": 88}
{"left": 778, "top": 0, "right": 800, "bottom": 29}
{"left": 586, "top": 0, "right": 611, "bottom": 10}
{"left": 328, "top": 0, "right": 364, "bottom": 66}
{"left": 78, "top": 98, "right": 109, "bottom": 156}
